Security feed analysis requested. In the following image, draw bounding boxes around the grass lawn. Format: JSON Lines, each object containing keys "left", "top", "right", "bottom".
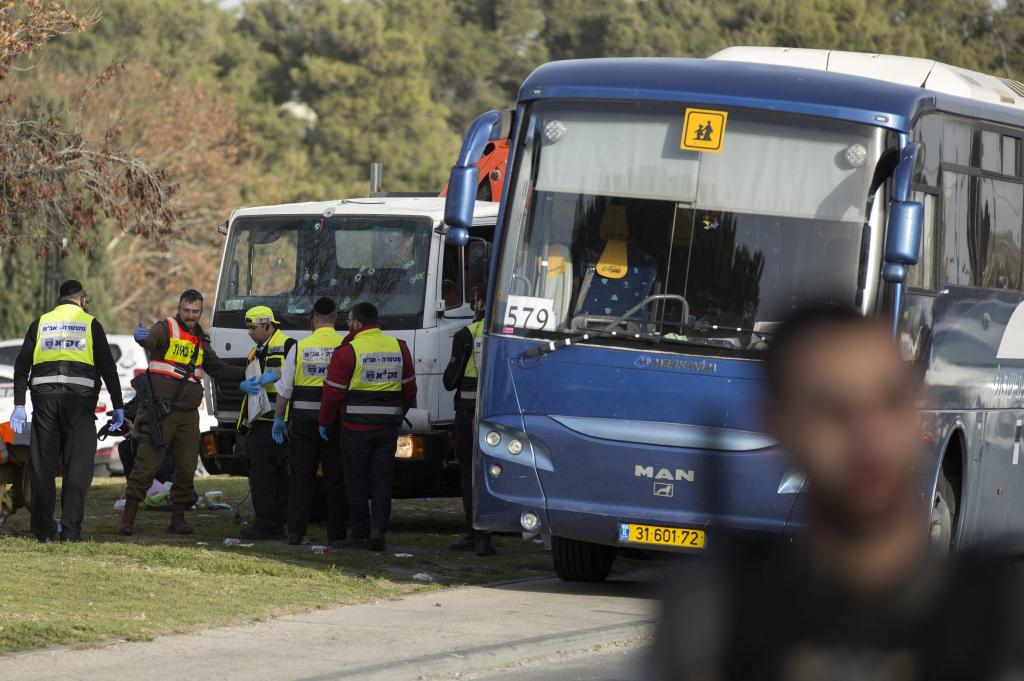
{"left": 0, "top": 476, "right": 557, "bottom": 654}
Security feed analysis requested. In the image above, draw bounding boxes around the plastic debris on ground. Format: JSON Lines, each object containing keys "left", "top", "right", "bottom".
{"left": 223, "top": 538, "right": 242, "bottom": 547}
{"left": 393, "top": 553, "right": 414, "bottom": 558}
{"left": 412, "top": 573, "right": 434, "bottom": 583}
{"left": 311, "top": 545, "right": 328, "bottom": 555}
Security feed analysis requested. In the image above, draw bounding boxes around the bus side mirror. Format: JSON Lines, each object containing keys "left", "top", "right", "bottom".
{"left": 882, "top": 200, "right": 923, "bottom": 283}
{"left": 881, "top": 142, "right": 923, "bottom": 284}
{"left": 444, "top": 109, "right": 506, "bottom": 231}
{"left": 446, "top": 226, "right": 469, "bottom": 246}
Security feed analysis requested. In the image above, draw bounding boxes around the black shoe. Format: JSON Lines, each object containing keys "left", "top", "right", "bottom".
{"left": 475, "top": 535, "right": 496, "bottom": 556}
{"left": 369, "top": 536, "right": 386, "bottom": 552}
{"left": 449, "top": 534, "right": 475, "bottom": 551}
{"left": 59, "top": 532, "right": 82, "bottom": 544}
{"left": 239, "top": 524, "right": 283, "bottom": 540}
{"left": 287, "top": 534, "right": 309, "bottom": 546}
{"left": 331, "top": 537, "right": 369, "bottom": 550}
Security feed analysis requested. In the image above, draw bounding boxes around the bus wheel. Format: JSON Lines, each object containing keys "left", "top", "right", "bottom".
{"left": 551, "top": 535, "right": 616, "bottom": 582}
{"left": 930, "top": 469, "right": 957, "bottom": 551}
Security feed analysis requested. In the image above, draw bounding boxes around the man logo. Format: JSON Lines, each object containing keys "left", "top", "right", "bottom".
{"left": 653, "top": 482, "right": 674, "bottom": 498}
{"left": 635, "top": 465, "right": 695, "bottom": 482}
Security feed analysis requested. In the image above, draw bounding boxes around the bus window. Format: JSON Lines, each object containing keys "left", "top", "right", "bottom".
{"left": 913, "top": 114, "right": 942, "bottom": 187}
{"left": 978, "top": 178, "right": 1023, "bottom": 290}
{"left": 907, "top": 193, "right": 937, "bottom": 290}
{"left": 941, "top": 172, "right": 974, "bottom": 287}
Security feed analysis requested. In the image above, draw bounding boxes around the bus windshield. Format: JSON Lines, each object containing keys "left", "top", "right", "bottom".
{"left": 496, "top": 100, "right": 883, "bottom": 355}
{"left": 216, "top": 214, "right": 433, "bottom": 329}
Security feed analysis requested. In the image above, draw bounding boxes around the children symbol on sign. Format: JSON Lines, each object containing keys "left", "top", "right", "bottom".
{"left": 693, "top": 121, "right": 714, "bottom": 143}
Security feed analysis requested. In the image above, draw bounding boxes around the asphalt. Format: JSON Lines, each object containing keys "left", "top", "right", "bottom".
{"left": 0, "top": 575, "right": 659, "bottom": 681}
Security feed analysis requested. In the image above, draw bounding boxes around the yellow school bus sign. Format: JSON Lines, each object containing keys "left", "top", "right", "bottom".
{"left": 680, "top": 108, "right": 728, "bottom": 153}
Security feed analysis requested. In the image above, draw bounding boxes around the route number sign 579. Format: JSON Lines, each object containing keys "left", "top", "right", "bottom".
{"left": 503, "top": 295, "right": 556, "bottom": 332}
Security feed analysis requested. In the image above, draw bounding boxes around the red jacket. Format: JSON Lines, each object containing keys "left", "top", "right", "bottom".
{"left": 318, "top": 325, "right": 417, "bottom": 431}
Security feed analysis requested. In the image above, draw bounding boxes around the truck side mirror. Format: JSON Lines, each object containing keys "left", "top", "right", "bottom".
{"left": 217, "top": 221, "right": 229, "bottom": 236}
{"left": 444, "top": 110, "right": 507, "bottom": 231}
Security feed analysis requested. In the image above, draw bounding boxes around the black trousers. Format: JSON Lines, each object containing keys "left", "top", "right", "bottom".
{"left": 29, "top": 393, "right": 97, "bottom": 540}
{"left": 454, "top": 409, "right": 474, "bottom": 529}
{"left": 247, "top": 420, "right": 289, "bottom": 532}
{"left": 288, "top": 419, "right": 347, "bottom": 540}
{"left": 342, "top": 426, "right": 398, "bottom": 539}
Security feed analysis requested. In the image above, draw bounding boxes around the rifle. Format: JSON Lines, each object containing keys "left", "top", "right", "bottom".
{"left": 129, "top": 333, "right": 202, "bottom": 450}
{"left": 130, "top": 370, "right": 170, "bottom": 449}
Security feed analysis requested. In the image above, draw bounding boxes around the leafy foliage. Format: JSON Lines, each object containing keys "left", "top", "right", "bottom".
{"left": 3, "top": 0, "right": 1024, "bottom": 335}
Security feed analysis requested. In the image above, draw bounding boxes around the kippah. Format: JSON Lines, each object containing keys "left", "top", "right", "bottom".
{"left": 313, "top": 297, "right": 337, "bottom": 315}
{"left": 59, "top": 280, "right": 84, "bottom": 297}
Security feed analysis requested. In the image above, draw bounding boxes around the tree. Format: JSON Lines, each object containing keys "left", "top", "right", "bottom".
{"left": 0, "top": 1, "right": 181, "bottom": 255}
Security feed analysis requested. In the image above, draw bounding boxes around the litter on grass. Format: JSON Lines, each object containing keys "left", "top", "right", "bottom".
{"left": 412, "top": 572, "right": 434, "bottom": 582}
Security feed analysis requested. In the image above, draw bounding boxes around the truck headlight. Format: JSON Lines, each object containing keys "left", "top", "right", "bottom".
{"left": 507, "top": 438, "right": 523, "bottom": 455}
{"left": 485, "top": 431, "right": 501, "bottom": 447}
{"left": 394, "top": 435, "right": 425, "bottom": 459}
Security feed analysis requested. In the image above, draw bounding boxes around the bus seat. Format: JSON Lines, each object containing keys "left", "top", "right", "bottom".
{"left": 540, "top": 243, "right": 573, "bottom": 328}
{"left": 575, "top": 206, "right": 658, "bottom": 322}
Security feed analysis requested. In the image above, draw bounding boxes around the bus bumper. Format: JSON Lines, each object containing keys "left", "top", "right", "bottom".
{"left": 473, "top": 415, "right": 804, "bottom": 548}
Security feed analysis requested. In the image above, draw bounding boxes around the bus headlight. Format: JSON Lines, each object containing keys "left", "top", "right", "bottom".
{"left": 394, "top": 435, "right": 425, "bottom": 459}
{"left": 520, "top": 511, "right": 540, "bottom": 531}
{"left": 485, "top": 431, "right": 501, "bottom": 447}
{"left": 507, "top": 438, "right": 523, "bottom": 455}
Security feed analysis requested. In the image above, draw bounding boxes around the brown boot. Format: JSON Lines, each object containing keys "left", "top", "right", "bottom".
{"left": 167, "top": 503, "right": 194, "bottom": 535}
{"left": 118, "top": 497, "right": 140, "bottom": 535}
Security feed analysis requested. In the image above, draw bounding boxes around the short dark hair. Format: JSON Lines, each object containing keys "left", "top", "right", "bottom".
{"left": 313, "top": 297, "right": 337, "bottom": 316}
{"left": 471, "top": 286, "right": 487, "bottom": 303}
{"left": 59, "top": 280, "right": 84, "bottom": 298}
{"left": 179, "top": 289, "right": 204, "bottom": 304}
{"left": 763, "top": 303, "right": 876, "bottom": 399}
{"left": 350, "top": 302, "right": 379, "bottom": 325}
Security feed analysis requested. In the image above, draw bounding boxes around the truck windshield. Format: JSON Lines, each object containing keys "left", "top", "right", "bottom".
{"left": 216, "top": 214, "right": 432, "bottom": 330}
{"left": 495, "top": 100, "right": 882, "bottom": 355}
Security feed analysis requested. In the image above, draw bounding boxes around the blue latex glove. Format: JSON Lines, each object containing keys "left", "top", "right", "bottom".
{"left": 110, "top": 408, "right": 125, "bottom": 430}
{"left": 272, "top": 416, "right": 287, "bottom": 445}
{"left": 258, "top": 371, "right": 279, "bottom": 386}
{"left": 319, "top": 425, "right": 330, "bottom": 442}
{"left": 239, "top": 377, "right": 260, "bottom": 396}
{"left": 133, "top": 322, "right": 149, "bottom": 343}
{"left": 9, "top": 405, "right": 26, "bottom": 434}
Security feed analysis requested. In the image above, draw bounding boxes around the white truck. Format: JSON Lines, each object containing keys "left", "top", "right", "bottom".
{"left": 199, "top": 195, "right": 497, "bottom": 496}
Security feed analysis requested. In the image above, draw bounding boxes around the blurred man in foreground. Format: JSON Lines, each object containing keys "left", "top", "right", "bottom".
{"left": 654, "top": 305, "right": 1024, "bottom": 681}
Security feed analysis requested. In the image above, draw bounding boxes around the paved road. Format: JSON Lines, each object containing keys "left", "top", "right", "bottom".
{"left": 0, "top": 573, "right": 661, "bottom": 681}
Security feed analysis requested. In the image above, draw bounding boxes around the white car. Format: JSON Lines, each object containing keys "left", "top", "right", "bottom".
{"left": 0, "top": 334, "right": 148, "bottom": 390}
{"left": 0, "top": 363, "right": 123, "bottom": 476}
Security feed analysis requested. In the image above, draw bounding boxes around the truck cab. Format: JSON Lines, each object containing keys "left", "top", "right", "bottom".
{"left": 201, "top": 196, "right": 498, "bottom": 496}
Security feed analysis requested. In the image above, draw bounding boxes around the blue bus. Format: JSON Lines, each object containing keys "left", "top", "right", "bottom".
{"left": 441, "top": 47, "right": 1024, "bottom": 581}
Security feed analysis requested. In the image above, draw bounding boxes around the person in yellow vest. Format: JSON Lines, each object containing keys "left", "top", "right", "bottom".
{"left": 8, "top": 280, "right": 124, "bottom": 542}
{"left": 319, "top": 302, "right": 416, "bottom": 551}
{"left": 118, "top": 289, "right": 246, "bottom": 535}
{"left": 271, "top": 297, "right": 348, "bottom": 545}
{"left": 442, "top": 286, "right": 495, "bottom": 556}
{"left": 238, "top": 305, "right": 296, "bottom": 540}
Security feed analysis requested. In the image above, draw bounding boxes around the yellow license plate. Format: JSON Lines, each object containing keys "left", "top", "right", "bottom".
{"left": 619, "top": 523, "right": 705, "bottom": 549}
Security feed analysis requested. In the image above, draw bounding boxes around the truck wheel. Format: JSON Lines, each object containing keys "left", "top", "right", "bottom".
{"left": 930, "top": 469, "right": 957, "bottom": 552}
{"left": 551, "top": 535, "right": 616, "bottom": 583}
